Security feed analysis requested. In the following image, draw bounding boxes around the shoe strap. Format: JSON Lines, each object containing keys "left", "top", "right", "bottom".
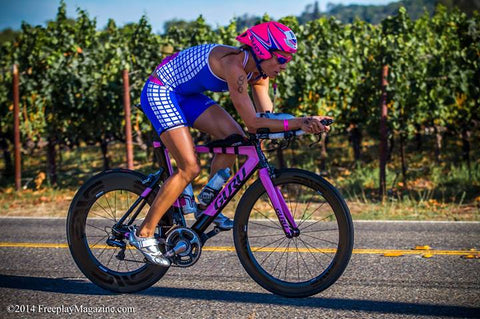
{"left": 137, "top": 237, "right": 158, "bottom": 248}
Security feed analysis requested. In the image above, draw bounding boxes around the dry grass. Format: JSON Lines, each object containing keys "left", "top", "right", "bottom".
{"left": 1, "top": 188, "right": 75, "bottom": 217}
{"left": 1, "top": 188, "right": 478, "bottom": 221}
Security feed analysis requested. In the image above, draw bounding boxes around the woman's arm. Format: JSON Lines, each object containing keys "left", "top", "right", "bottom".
{"left": 251, "top": 77, "right": 273, "bottom": 113}
{"left": 223, "top": 60, "right": 328, "bottom": 134}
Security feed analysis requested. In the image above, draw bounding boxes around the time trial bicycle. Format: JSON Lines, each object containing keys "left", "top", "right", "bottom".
{"left": 66, "top": 111, "right": 354, "bottom": 298}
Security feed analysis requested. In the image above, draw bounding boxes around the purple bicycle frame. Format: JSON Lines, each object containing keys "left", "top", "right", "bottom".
{"left": 153, "top": 141, "right": 298, "bottom": 237}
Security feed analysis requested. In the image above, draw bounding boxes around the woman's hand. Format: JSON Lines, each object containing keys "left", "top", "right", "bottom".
{"left": 300, "top": 116, "right": 333, "bottom": 134}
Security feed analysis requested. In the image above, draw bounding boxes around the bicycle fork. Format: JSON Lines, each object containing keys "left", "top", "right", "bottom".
{"left": 258, "top": 168, "right": 299, "bottom": 238}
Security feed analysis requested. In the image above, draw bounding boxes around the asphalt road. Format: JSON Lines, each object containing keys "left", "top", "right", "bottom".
{"left": 0, "top": 218, "right": 479, "bottom": 318}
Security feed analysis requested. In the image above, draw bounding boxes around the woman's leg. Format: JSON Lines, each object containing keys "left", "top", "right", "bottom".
{"left": 137, "top": 126, "right": 200, "bottom": 237}
{"left": 193, "top": 104, "right": 245, "bottom": 178}
{"left": 192, "top": 105, "right": 245, "bottom": 229}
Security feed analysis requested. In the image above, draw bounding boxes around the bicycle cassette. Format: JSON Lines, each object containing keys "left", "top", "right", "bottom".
{"left": 164, "top": 227, "right": 201, "bottom": 267}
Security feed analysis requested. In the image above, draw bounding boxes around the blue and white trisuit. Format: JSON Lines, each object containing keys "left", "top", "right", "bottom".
{"left": 140, "top": 44, "right": 252, "bottom": 135}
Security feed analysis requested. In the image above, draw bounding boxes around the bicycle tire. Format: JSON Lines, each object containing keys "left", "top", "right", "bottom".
{"left": 66, "top": 169, "right": 171, "bottom": 293}
{"left": 233, "top": 168, "right": 354, "bottom": 298}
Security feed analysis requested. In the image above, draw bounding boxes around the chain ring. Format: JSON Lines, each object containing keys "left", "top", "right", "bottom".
{"left": 165, "top": 227, "right": 202, "bottom": 267}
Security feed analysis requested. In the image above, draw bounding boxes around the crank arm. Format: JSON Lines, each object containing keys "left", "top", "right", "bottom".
{"left": 200, "top": 227, "right": 226, "bottom": 245}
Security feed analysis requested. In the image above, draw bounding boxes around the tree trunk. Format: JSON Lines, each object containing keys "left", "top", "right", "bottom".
{"left": 319, "top": 132, "right": 328, "bottom": 173}
{"left": 100, "top": 138, "right": 110, "bottom": 171}
{"left": 348, "top": 124, "right": 362, "bottom": 163}
{"left": 135, "top": 125, "right": 147, "bottom": 151}
{"left": 123, "top": 69, "right": 134, "bottom": 170}
{"left": 434, "top": 125, "right": 443, "bottom": 163}
{"left": 379, "top": 65, "right": 389, "bottom": 199}
{"left": 399, "top": 131, "right": 407, "bottom": 188}
{"left": 461, "top": 128, "right": 471, "bottom": 173}
{"left": 47, "top": 135, "right": 57, "bottom": 186}
{"left": 415, "top": 124, "right": 422, "bottom": 151}
{"left": 388, "top": 130, "right": 395, "bottom": 162}
{"left": 13, "top": 64, "right": 21, "bottom": 190}
{"left": 0, "top": 134, "right": 13, "bottom": 177}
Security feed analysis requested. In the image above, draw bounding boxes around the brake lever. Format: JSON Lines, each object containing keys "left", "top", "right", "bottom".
{"left": 309, "top": 119, "right": 334, "bottom": 147}
{"left": 264, "top": 139, "right": 290, "bottom": 152}
{"left": 309, "top": 134, "right": 323, "bottom": 148}
{"left": 320, "top": 118, "right": 334, "bottom": 126}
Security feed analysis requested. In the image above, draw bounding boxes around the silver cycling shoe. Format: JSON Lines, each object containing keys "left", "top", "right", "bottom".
{"left": 194, "top": 211, "right": 234, "bottom": 230}
{"left": 128, "top": 226, "right": 171, "bottom": 267}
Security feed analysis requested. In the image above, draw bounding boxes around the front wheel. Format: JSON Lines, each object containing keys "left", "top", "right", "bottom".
{"left": 233, "top": 169, "right": 354, "bottom": 298}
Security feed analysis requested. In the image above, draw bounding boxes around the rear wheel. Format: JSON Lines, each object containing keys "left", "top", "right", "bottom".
{"left": 67, "top": 169, "right": 173, "bottom": 293}
{"left": 233, "top": 169, "right": 354, "bottom": 298}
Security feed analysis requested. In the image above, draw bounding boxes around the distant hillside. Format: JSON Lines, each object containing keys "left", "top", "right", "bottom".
{"left": 299, "top": 0, "right": 480, "bottom": 24}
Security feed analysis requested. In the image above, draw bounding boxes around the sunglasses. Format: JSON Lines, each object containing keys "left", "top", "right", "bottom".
{"left": 271, "top": 51, "right": 292, "bottom": 64}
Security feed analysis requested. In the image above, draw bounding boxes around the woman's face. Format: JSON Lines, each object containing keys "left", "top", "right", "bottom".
{"left": 261, "top": 51, "right": 293, "bottom": 78}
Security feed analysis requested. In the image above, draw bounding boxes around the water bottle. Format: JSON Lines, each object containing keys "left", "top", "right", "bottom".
{"left": 179, "top": 183, "right": 197, "bottom": 215}
{"left": 197, "top": 168, "right": 231, "bottom": 210}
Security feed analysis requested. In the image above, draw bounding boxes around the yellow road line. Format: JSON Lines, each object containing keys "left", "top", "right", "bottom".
{"left": 0, "top": 242, "right": 477, "bottom": 256}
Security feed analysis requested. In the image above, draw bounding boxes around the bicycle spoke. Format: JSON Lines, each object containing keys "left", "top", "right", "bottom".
{"left": 259, "top": 237, "right": 287, "bottom": 265}
{"left": 296, "top": 236, "right": 324, "bottom": 271}
{"left": 89, "top": 234, "right": 108, "bottom": 249}
{"left": 104, "top": 194, "right": 118, "bottom": 222}
{"left": 92, "top": 201, "right": 116, "bottom": 221}
{"left": 249, "top": 220, "right": 283, "bottom": 231}
{"left": 297, "top": 201, "right": 328, "bottom": 228}
{"left": 96, "top": 245, "right": 109, "bottom": 260}
{"left": 300, "top": 214, "right": 336, "bottom": 232}
{"left": 282, "top": 184, "right": 299, "bottom": 221}
{"left": 271, "top": 239, "right": 289, "bottom": 277}
{"left": 294, "top": 238, "right": 314, "bottom": 279}
{"left": 252, "top": 207, "right": 283, "bottom": 229}
{"left": 293, "top": 238, "right": 301, "bottom": 281}
{"left": 114, "top": 191, "right": 119, "bottom": 222}
{"left": 127, "top": 247, "right": 137, "bottom": 260}
{"left": 86, "top": 223, "right": 109, "bottom": 233}
{"left": 293, "top": 186, "right": 300, "bottom": 220}
{"left": 297, "top": 192, "right": 314, "bottom": 223}
{"left": 252, "top": 235, "right": 288, "bottom": 253}
{"left": 123, "top": 258, "right": 130, "bottom": 272}
{"left": 301, "top": 233, "right": 339, "bottom": 246}
{"left": 248, "top": 233, "right": 285, "bottom": 238}
{"left": 106, "top": 250, "right": 115, "bottom": 268}
{"left": 89, "top": 208, "right": 114, "bottom": 220}
{"left": 283, "top": 240, "right": 291, "bottom": 280}
{"left": 300, "top": 228, "right": 338, "bottom": 234}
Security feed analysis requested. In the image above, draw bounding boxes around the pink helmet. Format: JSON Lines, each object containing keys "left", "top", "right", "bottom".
{"left": 236, "top": 21, "right": 297, "bottom": 60}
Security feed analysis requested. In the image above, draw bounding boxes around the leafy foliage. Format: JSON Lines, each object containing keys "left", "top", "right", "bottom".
{"left": 0, "top": 2, "right": 478, "bottom": 188}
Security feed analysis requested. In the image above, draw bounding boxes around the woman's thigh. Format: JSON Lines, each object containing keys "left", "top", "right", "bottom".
{"left": 160, "top": 126, "right": 199, "bottom": 175}
{"left": 192, "top": 104, "right": 245, "bottom": 140}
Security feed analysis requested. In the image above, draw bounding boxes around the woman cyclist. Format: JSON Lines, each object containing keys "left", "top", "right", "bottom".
{"left": 129, "top": 21, "right": 332, "bottom": 266}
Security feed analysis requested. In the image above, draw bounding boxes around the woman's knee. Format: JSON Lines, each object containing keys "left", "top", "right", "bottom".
{"left": 177, "top": 161, "right": 201, "bottom": 182}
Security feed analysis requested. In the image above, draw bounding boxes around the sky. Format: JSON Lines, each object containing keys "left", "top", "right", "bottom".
{"left": 1, "top": 0, "right": 397, "bottom": 33}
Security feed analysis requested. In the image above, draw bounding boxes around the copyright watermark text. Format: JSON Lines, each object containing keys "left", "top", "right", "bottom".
{"left": 6, "top": 304, "right": 135, "bottom": 316}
